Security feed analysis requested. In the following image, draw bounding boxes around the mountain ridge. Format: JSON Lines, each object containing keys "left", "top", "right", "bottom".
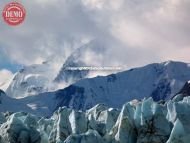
{"left": 1, "top": 61, "right": 190, "bottom": 116}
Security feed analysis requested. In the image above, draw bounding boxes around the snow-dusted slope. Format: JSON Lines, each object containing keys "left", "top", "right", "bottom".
{"left": 0, "top": 90, "right": 33, "bottom": 114}
{"left": 0, "top": 80, "right": 12, "bottom": 92}
{"left": 5, "top": 62, "right": 58, "bottom": 98}
{"left": 46, "top": 61, "right": 190, "bottom": 111}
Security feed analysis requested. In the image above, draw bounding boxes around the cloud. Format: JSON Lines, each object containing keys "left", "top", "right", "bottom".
{"left": 83, "top": 0, "right": 190, "bottom": 67}
{"left": 0, "top": 0, "right": 190, "bottom": 70}
{"left": 0, "top": 69, "right": 13, "bottom": 86}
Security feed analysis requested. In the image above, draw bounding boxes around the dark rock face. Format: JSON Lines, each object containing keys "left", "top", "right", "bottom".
{"left": 178, "top": 82, "right": 190, "bottom": 96}
{"left": 55, "top": 85, "right": 85, "bottom": 110}
{"left": 151, "top": 79, "right": 171, "bottom": 101}
{"left": 107, "top": 74, "right": 117, "bottom": 82}
{"left": 0, "top": 90, "right": 6, "bottom": 104}
{"left": 172, "top": 82, "right": 190, "bottom": 101}
{"left": 0, "top": 90, "right": 5, "bottom": 96}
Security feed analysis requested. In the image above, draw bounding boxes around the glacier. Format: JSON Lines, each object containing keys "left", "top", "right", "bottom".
{"left": 1, "top": 95, "right": 190, "bottom": 143}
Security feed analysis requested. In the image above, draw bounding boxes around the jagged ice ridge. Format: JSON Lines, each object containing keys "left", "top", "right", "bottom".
{"left": 0, "top": 95, "right": 190, "bottom": 143}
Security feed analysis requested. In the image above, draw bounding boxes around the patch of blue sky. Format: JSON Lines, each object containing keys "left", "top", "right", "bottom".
{"left": 0, "top": 48, "right": 21, "bottom": 73}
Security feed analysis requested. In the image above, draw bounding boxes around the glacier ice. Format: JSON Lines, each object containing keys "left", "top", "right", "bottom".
{"left": 0, "top": 95, "right": 190, "bottom": 143}
{"left": 0, "top": 112, "right": 41, "bottom": 143}
{"left": 64, "top": 130, "right": 104, "bottom": 143}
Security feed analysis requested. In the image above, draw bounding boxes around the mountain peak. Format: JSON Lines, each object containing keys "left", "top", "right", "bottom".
{"left": 162, "top": 60, "right": 189, "bottom": 67}
{"left": 54, "top": 40, "right": 106, "bottom": 84}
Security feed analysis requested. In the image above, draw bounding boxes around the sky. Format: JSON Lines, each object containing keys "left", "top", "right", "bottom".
{"left": 0, "top": 0, "right": 190, "bottom": 84}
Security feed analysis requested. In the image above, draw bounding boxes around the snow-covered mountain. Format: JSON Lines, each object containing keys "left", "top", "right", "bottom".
{"left": 54, "top": 40, "right": 108, "bottom": 84}
{"left": 54, "top": 43, "right": 90, "bottom": 84}
{"left": 4, "top": 40, "right": 108, "bottom": 99}
{"left": 5, "top": 62, "right": 58, "bottom": 98}
{"left": 1, "top": 61, "right": 190, "bottom": 116}
{"left": 42, "top": 61, "right": 190, "bottom": 112}
{"left": 12, "top": 61, "right": 190, "bottom": 116}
